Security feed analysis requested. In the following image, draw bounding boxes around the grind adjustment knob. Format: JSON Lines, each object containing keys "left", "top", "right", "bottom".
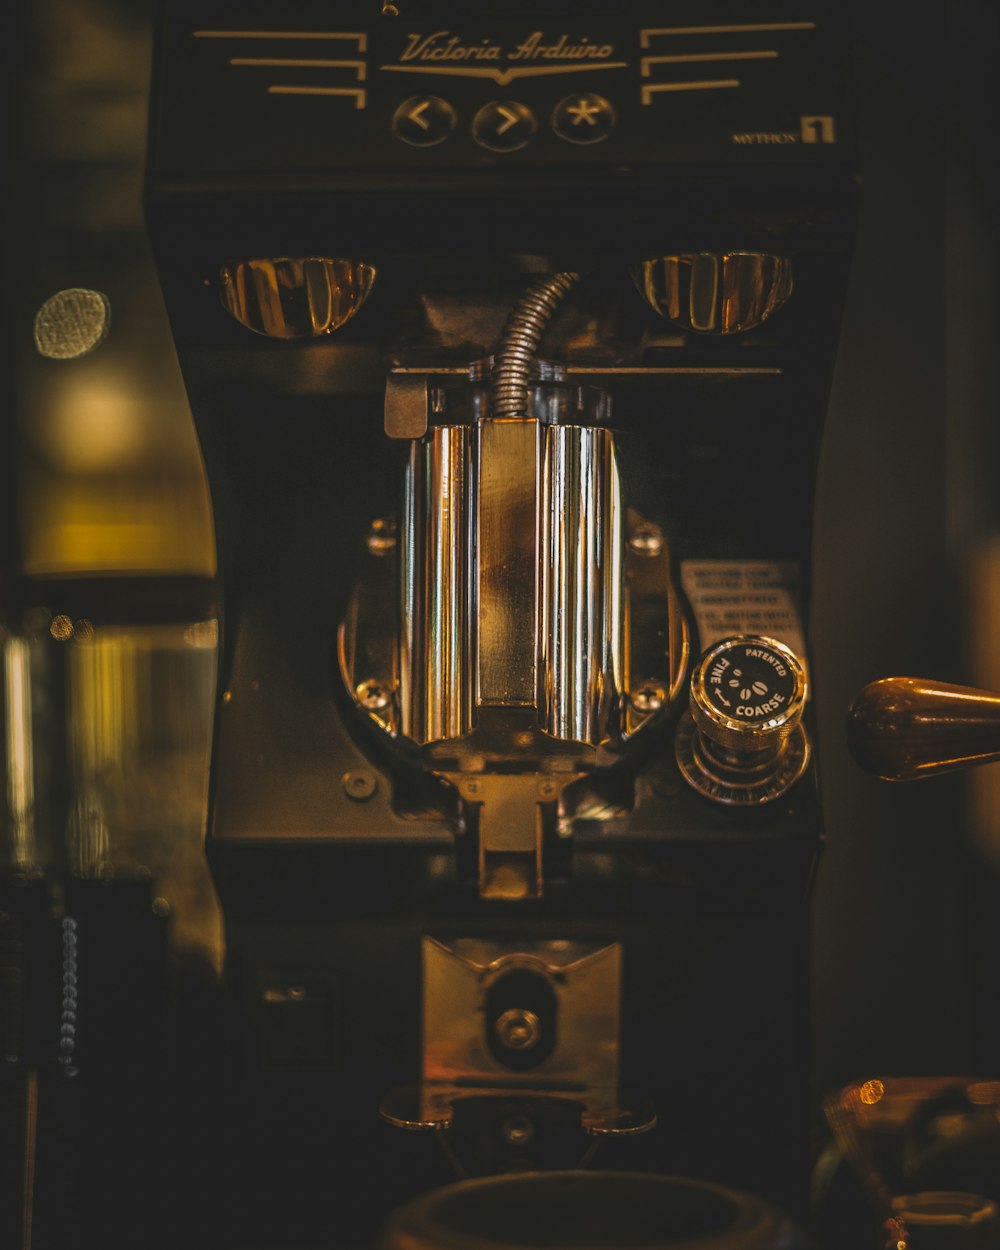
{"left": 676, "top": 636, "right": 810, "bottom": 805}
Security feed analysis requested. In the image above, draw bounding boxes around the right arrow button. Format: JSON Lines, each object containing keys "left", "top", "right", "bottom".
{"left": 471, "top": 100, "right": 537, "bottom": 152}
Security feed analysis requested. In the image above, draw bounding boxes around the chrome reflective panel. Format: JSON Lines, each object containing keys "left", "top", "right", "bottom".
{"left": 635, "top": 252, "right": 793, "bottom": 335}
{"left": 401, "top": 425, "right": 475, "bottom": 745}
{"left": 476, "top": 419, "right": 541, "bottom": 711}
{"left": 219, "top": 257, "right": 376, "bottom": 339}
{"left": 542, "top": 425, "right": 624, "bottom": 747}
{"left": 352, "top": 391, "right": 635, "bottom": 757}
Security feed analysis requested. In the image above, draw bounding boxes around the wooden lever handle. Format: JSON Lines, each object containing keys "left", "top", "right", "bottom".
{"left": 846, "top": 677, "right": 1000, "bottom": 780}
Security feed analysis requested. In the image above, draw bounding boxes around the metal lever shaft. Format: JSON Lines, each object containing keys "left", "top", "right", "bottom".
{"left": 846, "top": 677, "right": 1000, "bottom": 780}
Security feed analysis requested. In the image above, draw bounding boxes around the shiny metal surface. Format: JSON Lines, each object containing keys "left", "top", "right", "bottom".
{"left": 397, "top": 418, "right": 630, "bottom": 750}
{"left": 542, "top": 424, "right": 624, "bottom": 745}
{"left": 690, "top": 635, "right": 808, "bottom": 755}
{"left": 453, "top": 771, "right": 548, "bottom": 900}
{"left": 677, "top": 635, "right": 809, "bottom": 806}
{"left": 385, "top": 373, "right": 430, "bottom": 440}
{"left": 676, "top": 714, "right": 810, "bottom": 807}
{"left": 401, "top": 426, "right": 474, "bottom": 744}
{"left": 422, "top": 937, "right": 621, "bottom": 1092}
{"left": 343, "top": 398, "right": 685, "bottom": 894}
{"left": 219, "top": 257, "right": 375, "bottom": 339}
{"left": 847, "top": 677, "right": 1000, "bottom": 780}
{"left": 636, "top": 252, "right": 793, "bottom": 334}
{"left": 340, "top": 521, "right": 400, "bottom": 738}
{"left": 342, "top": 273, "right": 688, "bottom": 897}
{"left": 624, "top": 512, "right": 690, "bottom": 734}
{"left": 379, "top": 937, "right": 655, "bottom": 1137}
{"left": 476, "top": 419, "right": 541, "bottom": 708}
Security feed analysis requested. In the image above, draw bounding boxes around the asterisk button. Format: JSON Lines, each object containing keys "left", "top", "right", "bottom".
{"left": 552, "top": 93, "right": 616, "bottom": 145}
{"left": 567, "top": 98, "right": 602, "bottom": 126}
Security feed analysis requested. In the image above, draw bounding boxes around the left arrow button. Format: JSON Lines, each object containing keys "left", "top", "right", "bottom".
{"left": 392, "top": 95, "right": 457, "bottom": 146}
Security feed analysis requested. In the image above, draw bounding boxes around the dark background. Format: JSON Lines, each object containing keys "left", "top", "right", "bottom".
{"left": 812, "top": 0, "right": 1000, "bottom": 1095}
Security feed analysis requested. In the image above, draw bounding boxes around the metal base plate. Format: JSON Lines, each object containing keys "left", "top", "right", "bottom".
{"left": 674, "top": 713, "right": 810, "bottom": 806}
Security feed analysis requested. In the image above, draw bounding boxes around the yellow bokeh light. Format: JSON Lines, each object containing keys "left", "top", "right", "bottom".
{"left": 50, "top": 614, "right": 75, "bottom": 641}
{"left": 859, "top": 1078, "right": 885, "bottom": 1105}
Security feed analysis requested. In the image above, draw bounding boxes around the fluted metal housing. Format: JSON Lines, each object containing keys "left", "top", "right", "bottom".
{"left": 541, "top": 425, "right": 624, "bottom": 745}
{"left": 399, "top": 419, "right": 625, "bottom": 749}
{"left": 219, "top": 257, "right": 375, "bottom": 339}
{"left": 400, "top": 426, "right": 475, "bottom": 744}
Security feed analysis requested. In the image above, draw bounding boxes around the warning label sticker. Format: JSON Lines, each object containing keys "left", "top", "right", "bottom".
{"left": 680, "top": 560, "right": 807, "bottom": 664}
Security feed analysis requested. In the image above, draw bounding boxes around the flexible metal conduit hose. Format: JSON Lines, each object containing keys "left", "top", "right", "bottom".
{"left": 491, "top": 272, "right": 580, "bottom": 419}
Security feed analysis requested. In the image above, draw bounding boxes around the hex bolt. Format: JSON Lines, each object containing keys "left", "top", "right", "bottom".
{"left": 494, "top": 1008, "right": 541, "bottom": 1052}
{"left": 342, "top": 770, "right": 377, "bottom": 801}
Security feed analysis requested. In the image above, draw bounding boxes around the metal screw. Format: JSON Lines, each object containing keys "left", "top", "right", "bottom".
{"left": 538, "top": 780, "right": 557, "bottom": 799}
{"left": 366, "top": 516, "right": 397, "bottom": 556}
{"left": 356, "top": 680, "right": 391, "bottom": 711}
{"left": 502, "top": 1114, "right": 535, "bottom": 1147}
{"left": 631, "top": 684, "right": 666, "bottom": 713}
{"left": 494, "top": 1008, "right": 541, "bottom": 1052}
{"left": 342, "top": 769, "right": 377, "bottom": 801}
{"left": 627, "top": 527, "right": 664, "bottom": 558}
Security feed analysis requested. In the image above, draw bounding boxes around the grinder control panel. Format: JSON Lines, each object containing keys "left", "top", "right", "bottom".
{"left": 152, "top": 2, "right": 853, "bottom": 176}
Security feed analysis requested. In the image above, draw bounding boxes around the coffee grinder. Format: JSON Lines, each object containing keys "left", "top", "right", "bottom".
{"left": 145, "top": 3, "right": 856, "bottom": 1242}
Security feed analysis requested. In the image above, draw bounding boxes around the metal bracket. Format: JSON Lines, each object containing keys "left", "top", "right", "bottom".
{"left": 384, "top": 373, "right": 429, "bottom": 439}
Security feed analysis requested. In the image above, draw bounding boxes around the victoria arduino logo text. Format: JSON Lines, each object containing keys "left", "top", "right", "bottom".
{"left": 400, "top": 30, "right": 617, "bottom": 63}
